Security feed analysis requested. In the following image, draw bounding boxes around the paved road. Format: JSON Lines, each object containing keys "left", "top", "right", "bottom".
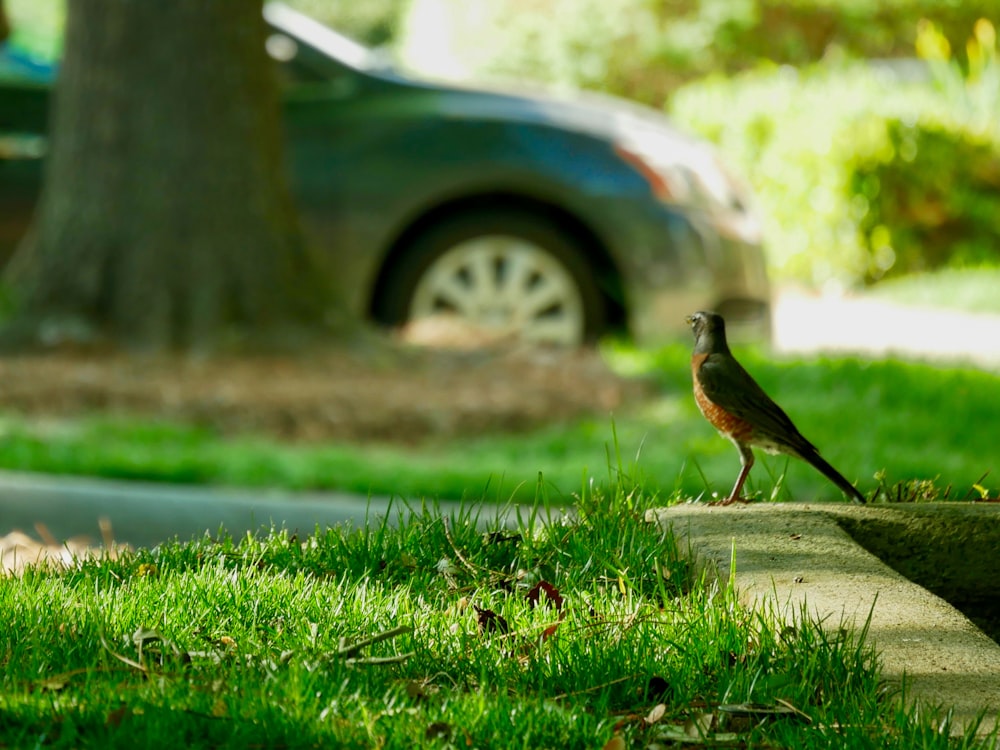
{"left": 773, "top": 289, "right": 1000, "bottom": 369}
{"left": 0, "top": 470, "right": 507, "bottom": 548}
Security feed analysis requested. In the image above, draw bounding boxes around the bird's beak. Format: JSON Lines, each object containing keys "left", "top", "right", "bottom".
{"left": 684, "top": 314, "right": 694, "bottom": 326}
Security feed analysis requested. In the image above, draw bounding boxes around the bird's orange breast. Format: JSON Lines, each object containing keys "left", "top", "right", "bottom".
{"left": 691, "top": 353, "right": 756, "bottom": 442}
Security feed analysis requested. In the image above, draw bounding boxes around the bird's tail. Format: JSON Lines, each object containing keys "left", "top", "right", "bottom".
{"left": 802, "top": 449, "right": 867, "bottom": 504}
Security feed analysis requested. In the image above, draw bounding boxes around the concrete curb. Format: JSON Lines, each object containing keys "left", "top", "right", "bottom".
{"left": 649, "top": 503, "right": 1000, "bottom": 734}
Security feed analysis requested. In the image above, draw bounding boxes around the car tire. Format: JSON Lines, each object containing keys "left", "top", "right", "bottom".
{"left": 375, "top": 209, "right": 606, "bottom": 346}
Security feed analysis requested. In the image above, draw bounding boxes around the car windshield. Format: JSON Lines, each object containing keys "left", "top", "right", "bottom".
{"left": 0, "top": 2, "right": 391, "bottom": 84}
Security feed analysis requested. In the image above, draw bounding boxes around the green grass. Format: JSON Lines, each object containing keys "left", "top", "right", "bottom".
{"left": 1, "top": 342, "right": 998, "bottom": 503}
{"left": 869, "top": 268, "right": 1000, "bottom": 315}
{"left": 3, "top": 486, "right": 995, "bottom": 748}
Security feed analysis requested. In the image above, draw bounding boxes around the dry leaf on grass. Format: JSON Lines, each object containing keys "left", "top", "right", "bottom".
{"left": 1, "top": 519, "right": 128, "bottom": 574}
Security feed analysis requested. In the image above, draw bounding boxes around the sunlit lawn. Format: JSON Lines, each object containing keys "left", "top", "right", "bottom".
{"left": 1, "top": 340, "right": 998, "bottom": 504}
{"left": 4, "top": 487, "right": 995, "bottom": 748}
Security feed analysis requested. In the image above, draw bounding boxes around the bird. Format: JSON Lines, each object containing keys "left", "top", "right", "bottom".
{"left": 686, "top": 310, "right": 866, "bottom": 505}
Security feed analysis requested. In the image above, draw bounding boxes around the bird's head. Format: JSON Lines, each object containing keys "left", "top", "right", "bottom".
{"left": 685, "top": 311, "right": 728, "bottom": 353}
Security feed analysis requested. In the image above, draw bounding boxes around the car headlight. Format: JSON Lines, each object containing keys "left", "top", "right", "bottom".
{"left": 615, "top": 129, "right": 763, "bottom": 245}
{"left": 614, "top": 130, "right": 750, "bottom": 216}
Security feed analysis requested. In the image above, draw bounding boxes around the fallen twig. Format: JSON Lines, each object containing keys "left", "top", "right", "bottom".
{"left": 337, "top": 624, "right": 413, "bottom": 659}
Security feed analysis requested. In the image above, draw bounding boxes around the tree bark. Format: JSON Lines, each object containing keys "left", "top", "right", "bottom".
{"left": 4, "top": 0, "right": 342, "bottom": 351}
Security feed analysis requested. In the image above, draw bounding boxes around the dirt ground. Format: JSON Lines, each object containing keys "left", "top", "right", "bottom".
{"left": 0, "top": 340, "right": 650, "bottom": 444}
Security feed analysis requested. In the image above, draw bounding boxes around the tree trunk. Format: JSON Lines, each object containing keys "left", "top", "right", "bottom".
{"left": 4, "top": 0, "right": 342, "bottom": 351}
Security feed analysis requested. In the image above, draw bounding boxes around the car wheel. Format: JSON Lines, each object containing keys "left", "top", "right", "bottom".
{"left": 376, "top": 210, "right": 606, "bottom": 346}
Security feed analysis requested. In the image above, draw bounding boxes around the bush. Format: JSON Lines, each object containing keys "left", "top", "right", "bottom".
{"left": 850, "top": 121, "right": 1000, "bottom": 279}
{"left": 398, "top": 0, "right": 1000, "bottom": 106}
{"left": 397, "top": 0, "right": 675, "bottom": 102}
{"left": 5, "top": 0, "right": 64, "bottom": 61}
{"left": 672, "top": 18, "right": 1000, "bottom": 285}
{"left": 848, "top": 19, "right": 1000, "bottom": 279}
{"left": 715, "top": 0, "right": 1000, "bottom": 73}
{"left": 669, "top": 63, "right": 935, "bottom": 285}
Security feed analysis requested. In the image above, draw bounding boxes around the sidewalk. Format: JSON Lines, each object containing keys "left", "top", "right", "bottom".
{"left": 652, "top": 502, "right": 1000, "bottom": 735}
{"left": 773, "top": 289, "right": 1000, "bottom": 369}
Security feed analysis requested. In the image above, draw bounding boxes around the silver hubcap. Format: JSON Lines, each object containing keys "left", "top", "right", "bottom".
{"left": 410, "top": 236, "right": 586, "bottom": 346}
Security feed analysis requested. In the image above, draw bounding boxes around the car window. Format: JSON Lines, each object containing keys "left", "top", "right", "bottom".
{"left": 0, "top": 1, "right": 358, "bottom": 95}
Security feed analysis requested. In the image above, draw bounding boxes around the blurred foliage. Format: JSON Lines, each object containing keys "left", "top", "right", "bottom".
{"left": 669, "top": 64, "right": 934, "bottom": 285}
{"left": 399, "top": 0, "right": 1000, "bottom": 102}
{"left": 285, "top": 0, "right": 409, "bottom": 47}
{"left": 849, "top": 19, "right": 1000, "bottom": 280}
{"left": 704, "top": 0, "right": 1000, "bottom": 76}
{"left": 4, "top": 0, "right": 63, "bottom": 61}
{"left": 673, "top": 18, "right": 1000, "bottom": 285}
{"left": 3, "top": 0, "right": 408, "bottom": 56}
{"left": 399, "top": 0, "right": 677, "bottom": 100}
{"left": 851, "top": 121, "right": 1000, "bottom": 279}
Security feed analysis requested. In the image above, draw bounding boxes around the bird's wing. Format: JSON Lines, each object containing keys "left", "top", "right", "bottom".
{"left": 696, "top": 353, "right": 817, "bottom": 453}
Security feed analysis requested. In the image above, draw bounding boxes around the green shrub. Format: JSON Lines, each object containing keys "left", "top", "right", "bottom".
{"left": 398, "top": 0, "right": 1000, "bottom": 106}
{"left": 848, "top": 19, "right": 1000, "bottom": 279}
{"left": 669, "top": 64, "right": 935, "bottom": 284}
{"left": 672, "top": 17, "right": 1000, "bottom": 285}
{"left": 398, "top": 0, "right": 675, "bottom": 102}
{"left": 5, "top": 0, "right": 64, "bottom": 61}
{"left": 850, "top": 121, "right": 1000, "bottom": 279}
{"left": 716, "top": 0, "right": 1000, "bottom": 73}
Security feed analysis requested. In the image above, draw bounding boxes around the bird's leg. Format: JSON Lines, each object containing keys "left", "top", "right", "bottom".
{"left": 720, "top": 442, "right": 755, "bottom": 506}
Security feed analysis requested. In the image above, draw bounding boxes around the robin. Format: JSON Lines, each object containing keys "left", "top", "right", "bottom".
{"left": 686, "top": 311, "right": 866, "bottom": 505}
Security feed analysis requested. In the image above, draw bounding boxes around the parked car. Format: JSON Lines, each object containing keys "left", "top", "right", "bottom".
{"left": 0, "top": 2, "right": 770, "bottom": 346}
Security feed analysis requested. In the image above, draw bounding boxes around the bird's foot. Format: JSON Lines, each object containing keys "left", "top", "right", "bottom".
{"left": 709, "top": 494, "right": 751, "bottom": 507}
